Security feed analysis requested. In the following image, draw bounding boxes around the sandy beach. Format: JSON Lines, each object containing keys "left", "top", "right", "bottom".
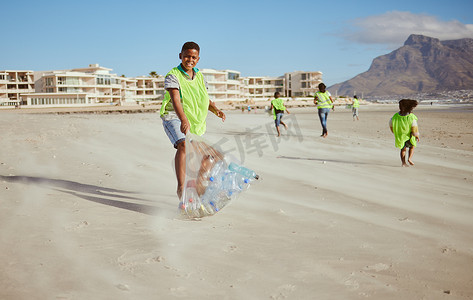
{"left": 1, "top": 104, "right": 472, "bottom": 299}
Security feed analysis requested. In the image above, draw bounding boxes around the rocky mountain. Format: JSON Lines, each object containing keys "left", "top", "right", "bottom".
{"left": 329, "top": 34, "right": 473, "bottom": 97}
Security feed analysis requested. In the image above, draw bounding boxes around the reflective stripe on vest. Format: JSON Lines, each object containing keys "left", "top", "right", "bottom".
{"left": 315, "top": 91, "right": 332, "bottom": 109}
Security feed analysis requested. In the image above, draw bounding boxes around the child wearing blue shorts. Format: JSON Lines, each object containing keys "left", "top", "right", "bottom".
{"left": 160, "top": 42, "right": 226, "bottom": 199}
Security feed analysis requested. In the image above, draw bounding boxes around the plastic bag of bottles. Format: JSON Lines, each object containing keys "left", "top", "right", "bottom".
{"left": 179, "top": 133, "right": 260, "bottom": 218}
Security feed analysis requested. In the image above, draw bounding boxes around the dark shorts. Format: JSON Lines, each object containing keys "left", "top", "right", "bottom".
{"left": 402, "top": 140, "right": 414, "bottom": 149}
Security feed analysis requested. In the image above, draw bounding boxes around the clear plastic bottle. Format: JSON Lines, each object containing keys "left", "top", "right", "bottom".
{"left": 220, "top": 171, "right": 240, "bottom": 199}
{"left": 199, "top": 161, "right": 258, "bottom": 214}
{"left": 228, "top": 162, "right": 259, "bottom": 180}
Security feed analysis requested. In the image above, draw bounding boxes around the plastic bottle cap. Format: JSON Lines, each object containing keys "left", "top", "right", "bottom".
{"left": 209, "top": 176, "right": 214, "bottom": 182}
{"left": 244, "top": 179, "right": 249, "bottom": 183}
{"left": 189, "top": 198, "right": 193, "bottom": 203}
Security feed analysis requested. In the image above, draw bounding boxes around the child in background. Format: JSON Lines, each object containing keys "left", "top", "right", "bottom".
{"left": 352, "top": 95, "right": 360, "bottom": 121}
{"left": 270, "top": 92, "right": 290, "bottom": 137}
{"left": 314, "top": 83, "right": 333, "bottom": 138}
{"left": 389, "top": 99, "right": 420, "bottom": 167}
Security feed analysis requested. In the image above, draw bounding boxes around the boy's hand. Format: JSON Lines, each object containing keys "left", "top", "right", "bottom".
{"left": 216, "top": 109, "right": 226, "bottom": 122}
{"left": 180, "top": 118, "right": 190, "bottom": 134}
{"left": 415, "top": 136, "right": 420, "bottom": 142}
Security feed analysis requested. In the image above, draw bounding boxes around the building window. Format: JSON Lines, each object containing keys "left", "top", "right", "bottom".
{"left": 301, "top": 74, "right": 306, "bottom": 80}
{"left": 66, "top": 77, "right": 80, "bottom": 85}
{"left": 228, "top": 72, "right": 239, "bottom": 80}
{"left": 97, "top": 75, "right": 111, "bottom": 85}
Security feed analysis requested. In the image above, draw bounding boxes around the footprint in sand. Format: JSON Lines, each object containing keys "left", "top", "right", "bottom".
{"left": 364, "top": 263, "right": 391, "bottom": 272}
{"left": 270, "top": 284, "right": 296, "bottom": 299}
{"left": 64, "top": 220, "right": 89, "bottom": 231}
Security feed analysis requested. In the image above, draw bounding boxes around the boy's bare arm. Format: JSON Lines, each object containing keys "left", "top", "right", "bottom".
{"left": 168, "top": 88, "right": 190, "bottom": 134}
{"left": 412, "top": 125, "right": 420, "bottom": 141}
{"left": 208, "top": 100, "right": 226, "bottom": 121}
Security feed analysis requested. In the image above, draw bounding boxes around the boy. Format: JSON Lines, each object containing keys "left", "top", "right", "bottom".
{"left": 160, "top": 41, "right": 226, "bottom": 198}
{"left": 270, "top": 92, "right": 289, "bottom": 137}
{"left": 389, "top": 99, "right": 420, "bottom": 167}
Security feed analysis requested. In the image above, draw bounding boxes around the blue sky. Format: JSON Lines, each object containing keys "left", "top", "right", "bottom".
{"left": 3, "top": 0, "right": 473, "bottom": 85}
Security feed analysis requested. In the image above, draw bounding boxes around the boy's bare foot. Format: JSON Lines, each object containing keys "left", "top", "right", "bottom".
{"left": 177, "top": 186, "right": 183, "bottom": 200}
{"left": 402, "top": 163, "right": 409, "bottom": 167}
{"left": 283, "top": 123, "right": 288, "bottom": 129}
{"left": 408, "top": 160, "right": 415, "bottom": 166}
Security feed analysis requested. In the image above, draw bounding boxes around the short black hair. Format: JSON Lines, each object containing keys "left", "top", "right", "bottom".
{"left": 274, "top": 92, "right": 280, "bottom": 97}
{"left": 181, "top": 41, "right": 200, "bottom": 53}
{"left": 399, "top": 99, "right": 418, "bottom": 115}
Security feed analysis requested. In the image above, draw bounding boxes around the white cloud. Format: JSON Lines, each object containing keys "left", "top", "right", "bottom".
{"left": 343, "top": 11, "right": 473, "bottom": 46}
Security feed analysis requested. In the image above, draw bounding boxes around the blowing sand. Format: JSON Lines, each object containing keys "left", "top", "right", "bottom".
{"left": 1, "top": 104, "right": 472, "bottom": 299}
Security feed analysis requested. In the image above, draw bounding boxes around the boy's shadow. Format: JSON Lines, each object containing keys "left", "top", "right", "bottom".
{"left": 0, "top": 175, "right": 161, "bottom": 215}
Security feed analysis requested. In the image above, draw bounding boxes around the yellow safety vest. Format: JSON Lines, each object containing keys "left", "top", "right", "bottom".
{"left": 392, "top": 113, "right": 418, "bottom": 148}
{"left": 315, "top": 91, "right": 332, "bottom": 109}
{"left": 271, "top": 98, "right": 285, "bottom": 119}
{"left": 160, "top": 67, "right": 209, "bottom": 135}
{"left": 353, "top": 99, "right": 359, "bottom": 108}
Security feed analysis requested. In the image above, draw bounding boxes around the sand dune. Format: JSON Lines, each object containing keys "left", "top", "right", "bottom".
{"left": 1, "top": 104, "right": 472, "bottom": 299}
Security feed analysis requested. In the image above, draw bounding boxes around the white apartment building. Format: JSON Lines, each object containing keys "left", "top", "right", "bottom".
{"left": 246, "top": 76, "right": 285, "bottom": 100}
{"left": 1, "top": 64, "right": 323, "bottom": 108}
{"left": 134, "top": 76, "right": 165, "bottom": 103}
{"left": 202, "top": 69, "right": 242, "bottom": 102}
{"left": 0, "top": 70, "right": 35, "bottom": 106}
{"left": 284, "top": 71, "right": 323, "bottom": 97}
{"left": 24, "top": 64, "right": 165, "bottom": 107}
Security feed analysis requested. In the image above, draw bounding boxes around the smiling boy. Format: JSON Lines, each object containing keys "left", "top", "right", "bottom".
{"left": 160, "top": 41, "right": 226, "bottom": 199}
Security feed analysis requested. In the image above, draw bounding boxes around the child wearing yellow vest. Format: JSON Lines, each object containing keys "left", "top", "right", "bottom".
{"left": 270, "top": 92, "right": 290, "bottom": 137}
{"left": 352, "top": 95, "right": 360, "bottom": 121}
{"left": 314, "top": 83, "right": 333, "bottom": 138}
{"left": 160, "top": 42, "right": 226, "bottom": 198}
{"left": 389, "top": 99, "right": 420, "bottom": 167}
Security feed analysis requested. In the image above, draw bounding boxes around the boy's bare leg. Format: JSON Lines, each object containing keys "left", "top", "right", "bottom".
{"left": 175, "top": 141, "right": 186, "bottom": 199}
{"left": 276, "top": 126, "right": 281, "bottom": 137}
{"left": 408, "top": 147, "right": 415, "bottom": 166}
{"left": 196, "top": 154, "right": 216, "bottom": 195}
{"left": 400, "top": 148, "right": 409, "bottom": 167}
{"left": 194, "top": 141, "right": 224, "bottom": 195}
{"left": 280, "top": 120, "right": 288, "bottom": 129}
